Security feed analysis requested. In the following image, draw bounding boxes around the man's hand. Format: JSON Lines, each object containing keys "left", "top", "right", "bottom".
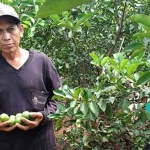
{"left": 0, "top": 121, "right": 16, "bottom": 132}
{"left": 15, "top": 112, "right": 44, "bottom": 131}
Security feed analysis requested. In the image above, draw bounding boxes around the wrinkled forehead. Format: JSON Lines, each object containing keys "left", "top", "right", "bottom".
{"left": 0, "top": 15, "right": 20, "bottom": 25}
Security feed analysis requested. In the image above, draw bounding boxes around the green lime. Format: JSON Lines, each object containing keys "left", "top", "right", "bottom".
{"left": 15, "top": 116, "right": 22, "bottom": 124}
{"left": 8, "top": 115, "right": 15, "bottom": 126}
{"left": 29, "top": 113, "right": 35, "bottom": 121}
{"left": 0, "top": 113, "right": 9, "bottom": 122}
{"left": 22, "top": 111, "right": 30, "bottom": 119}
{"left": 15, "top": 113, "right": 22, "bottom": 117}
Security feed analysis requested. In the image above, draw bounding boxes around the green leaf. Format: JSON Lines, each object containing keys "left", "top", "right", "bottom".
{"left": 36, "top": 0, "right": 91, "bottom": 17}
{"left": 130, "top": 48, "right": 144, "bottom": 59}
{"left": 113, "top": 53, "right": 124, "bottom": 63}
{"left": 80, "top": 103, "right": 88, "bottom": 116}
{"left": 143, "top": 129, "right": 150, "bottom": 135}
{"left": 130, "top": 14, "right": 150, "bottom": 27}
{"left": 109, "top": 97, "right": 115, "bottom": 104}
{"left": 74, "top": 104, "right": 80, "bottom": 114}
{"left": 51, "top": 14, "right": 60, "bottom": 23}
{"left": 101, "top": 56, "right": 110, "bottom": 66}
{"left": 133, "top": 33, "right": 150, "bottom": 40}
{"left": 55, "top": 118, "right": 63, "bottom": 128}
{"left": 82, "top": 135, "right": 89, "bottom": 147}
{"left": 73, "top": 87, "right": 82, "bottom": 99}
{"left": 126, "top": 64, "right": 138, "bottom": 76}
{"left": 97, "top": 99, "right": 106, "bottom": 112}
{"left": 57, "top": 103, "right": 66, "bottom": 111}
{"left": 88, "top": 111, "right": 97, "bottom": 121}
{"left": 105, "top": 103, "right": 113, "bottom": 118}
{"left": 27, "top": 27, "right": 35, "bottom": 37}
{"left": 119, "top": 99, "right": 129, "bottom": 111}
{"left": 120, "top": 59, "right": 128, "bottom": 69}
{"left": 136, "top": 70, "right": 150, "bottom": 85}
{"left": 89, "top": 102, "right": 99, "bottom": 117}
{"left": 85, "top": 121, "right": 91, "bottom": 133}
{"left": 108, "top": 59, "right": 117, "bottom": 66}
{"left": 70, "top": 101, "right": 77, "bottom": 108}
{"left": 122, "top": 42, "right": 144, "bottom": 52}
{"left": 80, "top": 89, "right": 90, "bottom": 100}
{"left": 139, "top": 110, "right": 148, "bottom": 123}
{"left": 53, "top": 89, "right": 66, "bottom": 97}
{"left": 90, "top": 52, "right": 103, "bottom": 66}
{"left": 116, "top": 112, "right": 127, "bottom": 118}
{"left": 75, "top": 13, "right": 92, "bottom": 28}
{"left": 76, "top": 119, "right": 82, "bottom": 127}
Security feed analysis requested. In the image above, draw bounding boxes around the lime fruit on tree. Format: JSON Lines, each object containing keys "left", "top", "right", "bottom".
{"left": 0, "top": 113, "right": 9, "bottom": 122}
{"left": 9, "top": 115, "right": 15, "bottom": 127}
{"left": 22, "top": 111, "right": 30, "bottom": 120}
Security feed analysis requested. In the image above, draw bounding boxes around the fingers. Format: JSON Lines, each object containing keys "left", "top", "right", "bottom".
{"left": 15, "top": 123, "right": 36, "bottom": 131}
{"left": 0, "top": 121, "right": 9, "bottom": 127}
{"left": 0, "top": 121, "right": 16, "bottom": 132}
{"left": 29, "top": 112, "right": 44, "bottom": 125}
{"left": 4, "top": 125, "right": 16, "bottom": 132}
{"left": 29, "top": 112, "right": 43, "bottom": 120}
{"left": 16, "top": 116, "right": 40, "bottom": 131}
{"left": 22, "top": 117, "right": 39, "bottom": 128}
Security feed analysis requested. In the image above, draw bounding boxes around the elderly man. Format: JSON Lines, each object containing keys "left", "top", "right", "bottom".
{"left": 0, "top": 3, "right": 61, "bottom": 150}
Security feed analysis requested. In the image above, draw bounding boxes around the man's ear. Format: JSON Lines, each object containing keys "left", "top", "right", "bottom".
{"left": 20, "top": 24, "right": 24, "bottom": 37}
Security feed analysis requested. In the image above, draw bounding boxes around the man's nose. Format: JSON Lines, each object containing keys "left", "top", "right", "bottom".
{"left": 3, "top": 31, "right": 11, "bottom": 41}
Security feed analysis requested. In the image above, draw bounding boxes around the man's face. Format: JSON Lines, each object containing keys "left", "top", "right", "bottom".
{"left": 0, "top": 17, "right": 23, "bottom": 54}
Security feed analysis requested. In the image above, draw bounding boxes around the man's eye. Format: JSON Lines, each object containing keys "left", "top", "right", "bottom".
{"left": 8, "top": 28, "right": 15, "bottom": 32}
{"left": 10, "top": 28, "right": 15, "bottom": 30}
{"left": 0, "top": 30, "right": 3, "bottom": 35}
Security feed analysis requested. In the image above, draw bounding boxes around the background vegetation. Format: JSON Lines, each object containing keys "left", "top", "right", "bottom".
{"left": 2, "top": 0, "right": 150, "bottom": 149}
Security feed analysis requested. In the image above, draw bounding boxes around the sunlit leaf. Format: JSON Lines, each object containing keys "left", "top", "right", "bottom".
{"left": 89, "top": 102, "right": 99, "bottom": 117}
{"left": 53, "top": 89, "right": 66, "bottom": 97}
{"left": 37, "top": 0, "right": 91, "bottom": 17}
{"left": 101, "top": 56, "right": 110, "bottom": 66}
{"left": 97, "top": 99, "right": 106, "bottom": 112}
{"left": 80, "top": 102, "right": 88, "bottom": 115}
{"left": 70, "top": 101, "right": 77, "bottom": 108}
{"left": 130, "top": 14, "right": 150, "bottom": 27}
{"left": 120, "top": 59, "right": 128, "bottom": 69}
{"left": 136, "top": 70, "right": 150, "bottom": 85}
{"left": 89, "top": 52, "right": 103, "bottom": 66}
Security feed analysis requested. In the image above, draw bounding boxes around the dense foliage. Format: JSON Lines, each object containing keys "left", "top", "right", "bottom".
{"left": 2, "top": 0, "right": 150, "bottom": 149}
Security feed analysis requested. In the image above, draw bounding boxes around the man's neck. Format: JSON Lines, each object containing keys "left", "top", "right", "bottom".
{"left": 2, "top": 48, "right": 23, "bottom": 60}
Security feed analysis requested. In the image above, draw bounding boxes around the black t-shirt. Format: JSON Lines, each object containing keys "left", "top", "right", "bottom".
{"left": 0, "top": 50, "right": 61, "bottom": 150}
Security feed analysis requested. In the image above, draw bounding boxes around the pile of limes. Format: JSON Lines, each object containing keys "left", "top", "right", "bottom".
{"left": 0, "top": 111, "right": 31, "bottom": 126}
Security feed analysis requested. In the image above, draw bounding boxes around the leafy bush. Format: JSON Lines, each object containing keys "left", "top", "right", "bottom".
{"left": 50, "top": 50, "right": 150, "bottom": 149}
{"left": 50, "top": 13, "right": 150, "bottom": 149}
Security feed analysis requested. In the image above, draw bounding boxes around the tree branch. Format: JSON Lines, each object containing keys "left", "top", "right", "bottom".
{"left": 107, "top": 1, "right": 127, "bottom": 56}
